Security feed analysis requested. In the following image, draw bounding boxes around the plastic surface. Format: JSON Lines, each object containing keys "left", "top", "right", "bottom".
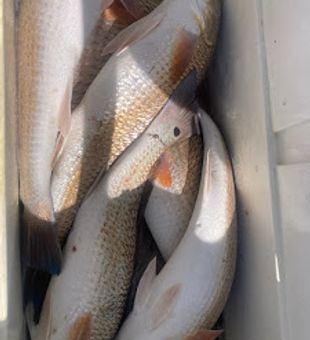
{"left": 0, "top": 0, "right": 24, "bottom": 339}
{"left": 1, "top": 0, "right": 309, "bottom": 339}
{"left": 206, "top": 0, "right": 310, "bottom": 339}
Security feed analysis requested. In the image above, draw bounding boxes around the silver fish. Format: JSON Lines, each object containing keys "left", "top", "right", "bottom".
{"left": 29, "top": 86, "right": 197, "bottom": 340}
{"left": 116, "top": 110, "right": 236, "bottom": 340}
{"left": 145, "top": 135, "right": 203, "bottom": 260}
{"left": 18, "top": 0, "right": 123, "bottom": 273}
{"left": 51, "top": 0, "right": 221, "bottom": 248}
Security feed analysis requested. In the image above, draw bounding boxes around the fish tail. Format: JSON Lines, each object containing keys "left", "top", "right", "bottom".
{"left": 23, "top": 268, "right": 51, "bottom": 324}
{"left": 22, "top": 214, "right": 62, "bottom": 275}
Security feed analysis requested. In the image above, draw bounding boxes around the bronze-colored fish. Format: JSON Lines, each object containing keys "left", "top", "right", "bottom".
{"left": 52, "top": 0, "right": 221, "bottom": 246}
{"left": 18, "top": 0, "right": 154, "bottom": 273}
{"left": 116, "top": 109, "right": 236, "bottom": 340}
{"left": 72, "top": 0, "right": 163, "bottom": 109}
{"left": 29, "top": 84, "right": 197, "bottom": 340}
{"left": 145, "top": 135, "right": 203, "bottom": 260}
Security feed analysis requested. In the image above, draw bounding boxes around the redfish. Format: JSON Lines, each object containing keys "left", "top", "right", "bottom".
{"left": 51, "top": 0, "right": 221, "bottom": 247}
{"left": 18, "top": 0, "right": 150, "bottom": 273}
{"left": 30, "top": 81, "right": 197, "bottom": 340}
{"left": 116, "top": 110, "right": 236, "bottom": 340}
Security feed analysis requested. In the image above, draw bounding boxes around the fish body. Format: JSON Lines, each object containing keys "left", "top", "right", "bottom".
{"left": 116, "top": 110, "right": 237, "bottom": 340}
{"left": 145, "top": 135, "right": 203, "bottom": 260}
{"left": 52, "top": 0, "right": 221, "bottom": 245}
{"left": 30, "top": 90, "right": 197, "bottom": 340}
{"left": 18, "top": 0, "right": 110, "bottom": 272}
{"left": 72, "top": 0, "right": 163, "bottom": 109}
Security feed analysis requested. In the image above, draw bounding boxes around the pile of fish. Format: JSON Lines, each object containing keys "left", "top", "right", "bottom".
{"left": 17, "top": 0, "right": 237, "bottom": 339}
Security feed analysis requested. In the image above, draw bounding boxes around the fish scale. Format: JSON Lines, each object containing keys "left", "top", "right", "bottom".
{"left": 18, "top": 0, "right": 108, "bottom": 273}
{"left": 53, "top": 0, "right": 220, "bottom": 245}
{"left": 145, "top": 135, "right": 203, "bottom": 260}
{"left": 116, "top": 110, "right": 236, "bottom": 340}
{"left": 30, "top": 96, "right": 196, "bottom": 339}
{"left": 72, "top": 0, "right": 164, "bottom": 109}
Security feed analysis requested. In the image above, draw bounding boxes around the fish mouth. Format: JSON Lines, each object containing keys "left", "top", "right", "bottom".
{"left": 147, "top": 133, "right": 167, "bottom": 147}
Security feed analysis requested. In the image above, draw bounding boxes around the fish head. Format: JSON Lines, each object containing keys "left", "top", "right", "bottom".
{"left": 146, "top": 103, "right": 199, "bottom": 149}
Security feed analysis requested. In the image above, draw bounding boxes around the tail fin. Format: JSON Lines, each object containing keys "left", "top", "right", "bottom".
{"left": 23, "top": 269, "right": 51, "bottom": 324}
{"left": 22, "top": 212, "right": 62, "bottom": 274}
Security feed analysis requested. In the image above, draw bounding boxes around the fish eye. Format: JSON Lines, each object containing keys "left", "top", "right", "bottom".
{"left": 173, "top": 127, "right": 181, "bottom": 137}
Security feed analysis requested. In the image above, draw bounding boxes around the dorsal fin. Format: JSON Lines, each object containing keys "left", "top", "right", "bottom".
{"left": 101, "top": 11, "right": 164, "bottom": 56}
{"left": 184, "top": 329, "right": 223, "bottom": 340}
{"left": 134, "top": 257, "right": 157, "bottom": 309}
{"left": 149, "top": 284, "right": 181, "bottom": 330}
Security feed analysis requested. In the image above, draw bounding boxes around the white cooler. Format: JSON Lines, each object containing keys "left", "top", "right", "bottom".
{"left": 1, "top": 0, "right": 309, "bottom": 339}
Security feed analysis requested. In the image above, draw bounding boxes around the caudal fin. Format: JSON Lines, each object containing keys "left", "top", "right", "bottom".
{"left": 22, "top": 215, "right": 62, "bottom": 275}
{"left": 23, "top": 268, "right": 51, "bottom": 324}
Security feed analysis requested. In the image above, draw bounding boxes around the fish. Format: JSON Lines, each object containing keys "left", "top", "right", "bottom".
{"left": 28, "top": 84, "right": 198, "bottom": 340}
{"left": 72, "top": 0, "right": 163, "bottom": 109}
{"left": 18, "top": 0, "right": 148, "bottom": 273}
{"left": 116, "top": 109, "right": 237, "bottom": 340}
{"left": 51, "top": 0, "right": 221, "bottom": 247}
{"left": 25, "top": 67, "right": 198, "bottom": 325}
{"left": 145, "top": 135, "right": 203, "bottom": 260}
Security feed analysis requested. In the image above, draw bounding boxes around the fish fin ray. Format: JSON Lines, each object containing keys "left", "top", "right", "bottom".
{"left": 184, "top": 329, "right": 223, "bottom": 340}
{"left": 151, "top": 152, "right": 173, "bottom": 189}
{"left": 149, "top": 283, "right": 181, "bottom": 330}
{"left": 101, "top": 11, "right": 164, "bottom": 56}
{"left": 134, "top": 257, "right": 157, "bottom": 309}
{"left": 23, "top": 215, "right": 62, "bottom": 274}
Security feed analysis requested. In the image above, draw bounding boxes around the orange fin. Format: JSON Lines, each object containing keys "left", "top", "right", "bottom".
{"left": 149, "top": 284, "right": 181, "bottom": 330}
{"left": 184, "top": 329, "right": 223, "bottom": 340}
{"left": 101, "top": 11, "right": 164, "bottom": 56}
{"left": 152, "top": 152, "right": 173, "bottom": 188}
{"left": 135, "top": 257, "right": 157, "bottom": 309}
{"left": 170, "top": 28, "right": 198, "bottom": 83}
{"left": 102, "top": 0, "right": 138, "bottom": 26}
{"left": 68, "top": 313, "right": 92, "bottom": 340}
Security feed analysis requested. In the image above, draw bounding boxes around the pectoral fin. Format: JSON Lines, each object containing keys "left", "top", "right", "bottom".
{"left": 151, "top": 152, "right": 173, "bottom": 189}
{"left": 101, "top": 12, "right": 164, "bottom": 56}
